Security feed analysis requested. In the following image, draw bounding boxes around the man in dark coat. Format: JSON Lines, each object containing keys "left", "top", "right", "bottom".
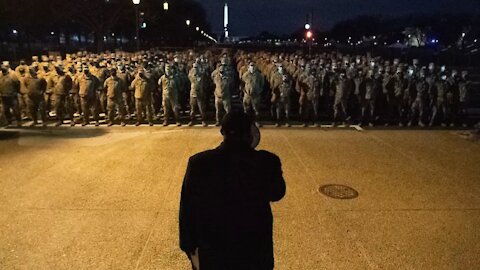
{"left": 179, "top": 111, "right": 286, "bottom": 270}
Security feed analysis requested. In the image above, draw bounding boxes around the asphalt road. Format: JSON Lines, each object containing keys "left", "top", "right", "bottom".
{"left": 0, "top": 126, "right": 479, "bottom": 269}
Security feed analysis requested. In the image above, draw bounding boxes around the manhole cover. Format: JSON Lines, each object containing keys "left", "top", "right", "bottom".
{"left": 319, "top": 184, "right": 359, "bottom": 200}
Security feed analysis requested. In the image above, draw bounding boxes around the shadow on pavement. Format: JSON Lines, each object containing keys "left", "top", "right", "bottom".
{"left": 0, "top": 128, "right": 107, "bottom": 141}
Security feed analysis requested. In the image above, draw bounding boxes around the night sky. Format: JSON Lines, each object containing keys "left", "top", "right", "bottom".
{"left": 195, "top": 0, "right": 480, "bottom": 37}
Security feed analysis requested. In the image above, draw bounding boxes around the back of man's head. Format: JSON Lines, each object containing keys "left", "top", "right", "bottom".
{"left": 221, "top": 111, "right": 253, "bottom": 145}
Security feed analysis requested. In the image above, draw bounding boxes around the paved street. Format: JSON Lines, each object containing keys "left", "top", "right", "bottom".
{"left": 0, "top": 126, "right": 479, "bottom": 270}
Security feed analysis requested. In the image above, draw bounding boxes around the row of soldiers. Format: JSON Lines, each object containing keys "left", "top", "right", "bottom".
{"left": 248, "top": 51, "right": 474, "bottom": 127}
{"left": 0, "top": 49, "right": 475, "bottom": 128}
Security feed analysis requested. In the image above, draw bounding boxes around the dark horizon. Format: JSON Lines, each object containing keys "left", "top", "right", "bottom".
{"left": 195, "top": 0, "right": 480, "bottom": 37}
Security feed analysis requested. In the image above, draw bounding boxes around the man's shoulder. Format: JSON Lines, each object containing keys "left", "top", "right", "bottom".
{"left": 256, "top": 150, "right": 281, "bottom": 162}
{"left": 189, "top": 149, "right": 220, "bottom": 163}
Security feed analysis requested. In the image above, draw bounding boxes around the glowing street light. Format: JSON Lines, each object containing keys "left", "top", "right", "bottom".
{"left": 12, "top": 29, "right": 18, "bottom": 35}
{"left": 51, "top": 31, "right": 55, "bottom": 35}
{"left": 195, "top": 27, "right": 200, "bottom": 31}
{"left": 132, "top": 0, "right": 140, "bottom": 4}
{"left": 163, "top": 1, "right": 169, "bottom": 11}
{"left": 304, "top": 23, "right": 311, "bottom": 30}
{"left": 306, "top": 30, "right": 313, "bottom": 39}
{"left": 186, "top": 20, "right": 191, "bottom": 26}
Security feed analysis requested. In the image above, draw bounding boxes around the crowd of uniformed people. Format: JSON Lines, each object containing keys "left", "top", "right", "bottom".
{"left": 0, "top": 49, "right": 474, "bottom": 128}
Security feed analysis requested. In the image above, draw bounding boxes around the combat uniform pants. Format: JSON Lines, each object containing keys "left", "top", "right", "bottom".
{"left": 136, "top": 98, "right": 153, "bottom": 124}
{"left": 190, "top": 96, "right": 206, "bottom": 122}
{"left": 19, "top": 94, "right": 28, "bottom": 118}
{"left": 387, "top": 96, "right": 402, "bottom": 124}
{"left": 301, "top": 98, "right": 319, "bottom": 124}
{"left": 80, "top": 96, "right": 99, "bottom": 125}
{"left": 125, "top": 91, "right": 135, "bottom": 115}
{"left": 163, "top": 96, "right": 180, "bottom": 123}
{"left": 1, "top": 96, "right": 21, "bottom": 124}
{"left": 52, "top": 94, "right": 71, "bottom": 125}
{"left": 429, "top": 99, "right": 447, "bottom": 126}
{"left": 215, "top": 97, "right": 231, "bottom": 123}
{"left": 243, "top": 95, "right": 261, "bottom": 117}
{"left": 275, "top": 99, "right": 291, "bottom": 124}
{"left": 458, "top": 101, "right": 468, "bottom": 126}
{"left": 360, "top": 99, "right": 376, "bottom": 125}
{"left": 97, "top": 90, "right": 107, "bottom": 114}
{"left": 44, "top": 92, "right": 52, "bottom": 114}
{"left": 410, "top": 99, "right": 426, "bottom": 126}
{"left": 333, "top": 98, "right": 348, "bottom": 123}
{"left": 107, "top": 97, "right": 126, "bottom": 124}
{"left": 26, "top": 95, "right": 46, "bottom": 124}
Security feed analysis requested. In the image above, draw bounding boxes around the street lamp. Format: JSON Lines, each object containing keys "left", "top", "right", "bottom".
{"left": 306, "top": 30, "right": 313, "bottom": 55}
{"left": 304, "top": 23, "right": 311, "bottom": 30}
{"left": 163, "top": 1, "right": 169, "bottom": 11}
{"left": 195, "top": 27, "right": 200, "bottom": 31}
{"left": 186, "top": 20, "right": 191, "bottom": 26}
{"left": 132, "top": 0, "right": 140, "bottom": 51}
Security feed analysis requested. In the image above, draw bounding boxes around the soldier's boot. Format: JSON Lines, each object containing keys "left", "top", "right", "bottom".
{"left": 95, "top": 121, "right": 100, "bottom": 127}
{"left": 107, "top": 122, "right": 114, "bottom": 127}
{"left": 55, "top": 121, "right": 62, "bottom": 127}
{"left": 285, "top": 118, "right": 291, "bottom": 127}
{"left": 275, "top": 123, "right": 281, "bottom": 128}
{"left": 162, "top": 120, "right": 168, "bottom": 126}
{"left": 419, "top": 121, "right": 426, "bottom": 128}
{"left": 121, "top": 122, "right": 126, "bottom": 127}
{"left": 188, "top": 121, "right": 194, "bottom": 127}
{"left": 135, "top": 122, "right": 141, "bottom": 126}
{"left": 149, "top": 122, "right": 154, "bottom": 127}
{"left": 202, "top": 121, "right": 208, "bottom": 127}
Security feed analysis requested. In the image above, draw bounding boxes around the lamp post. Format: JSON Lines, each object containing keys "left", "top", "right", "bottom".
{"left": 163, "top": 1, "right": 169, "bottom": 11}
{"left": 132, "top": 0, "right": 140, "bottom": 51}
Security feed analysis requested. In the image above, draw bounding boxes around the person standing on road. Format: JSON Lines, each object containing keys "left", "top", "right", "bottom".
{"left": 131, "top": 68, "right": 154, "bottom": 126}
{"left": 104, "top": 68, "right": 127, "bottom": 127}
{"left": 180, "top": 111, "right": 286, "bottom": 270}
{"left": 23, "top": 68, "right": 48, "bottom": 127}
{"left": 159, "top": 64, "right": 181, "bottom": 127}
{"left": 0, "top": 66, "right": 21, "bottom": 127}
{"left": 76, "top": 66, "right": 101, "bottom": 127}
{"left": 212, "top": 65, "right": 232, "bottom": 126}
{"left": 241, "top": 62, "right": 264, "bottom": 127}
